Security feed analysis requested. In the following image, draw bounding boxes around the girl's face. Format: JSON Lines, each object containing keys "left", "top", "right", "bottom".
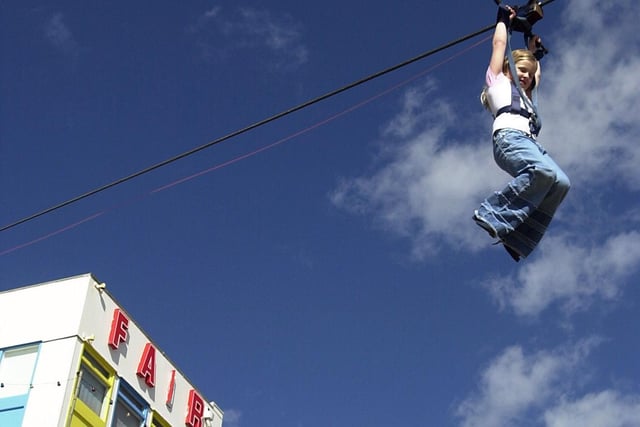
{"left": 509, "top": 59, "right": 537, "bottom": 90}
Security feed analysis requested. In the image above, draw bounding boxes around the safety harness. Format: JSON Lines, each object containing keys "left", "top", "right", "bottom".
{"left": 495, "top": 80, "right": 535, "bottom": 122}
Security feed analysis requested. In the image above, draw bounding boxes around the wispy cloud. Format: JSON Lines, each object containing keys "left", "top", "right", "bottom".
{"left": 44, "top": 13, "right": 79, "bottom": 57}
{"left": 330, "top": 81, "right": 506, "bottom": 259}
{"left": 221, "top": 408, "right": 242, "bottom": 427}
{"left": 455, "top": 339, "right": 640, "bottom": 427}
{"left": 544, "top": 391, "right": 640, "bottom": 427}
{"left": 456, "top": 340, "right": 596, "bottom": 427}
{"left": 483, "top": 231, "right": 640, "bottom": 317}
{"left": 541, "top": 0, "right": 640, "bottom": 191}
{"left": 189, "top": 6, "right": 308, "bottom": 71}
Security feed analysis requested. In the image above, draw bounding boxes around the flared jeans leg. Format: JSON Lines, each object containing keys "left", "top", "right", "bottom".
{"left": 476, "top": 129, "right": 570, "bottom": 258}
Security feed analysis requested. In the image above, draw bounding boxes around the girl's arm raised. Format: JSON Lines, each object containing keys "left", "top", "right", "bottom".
{"left": 489, "top": 6, "right": 515, "bottom": 76}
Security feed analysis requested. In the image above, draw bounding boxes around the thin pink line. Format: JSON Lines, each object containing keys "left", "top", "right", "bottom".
{"left": 0, "top": 212, "right": 105, "bottom": 256}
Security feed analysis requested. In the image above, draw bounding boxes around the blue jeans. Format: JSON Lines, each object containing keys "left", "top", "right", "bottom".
{"left": 477, "top": 129, "right": 570, "bottom": 258}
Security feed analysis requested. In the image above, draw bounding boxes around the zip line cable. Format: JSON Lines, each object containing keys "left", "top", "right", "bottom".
{"left": 0, "top": 0, "right": 556, "bottom": 234}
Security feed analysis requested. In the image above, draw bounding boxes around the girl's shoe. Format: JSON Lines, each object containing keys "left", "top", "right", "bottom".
{"left": 473, "top": 210, "right": 498, "bottom": 239}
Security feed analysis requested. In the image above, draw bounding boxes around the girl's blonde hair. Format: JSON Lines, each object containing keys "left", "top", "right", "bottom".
{"left": 504, "top": 49, "right": 538, "bottom": 88}
{"left": 480, "top": 49, "right": 538, "bottom": 110}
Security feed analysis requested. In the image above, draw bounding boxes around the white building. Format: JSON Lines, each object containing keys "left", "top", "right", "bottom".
{"left": 0, "top": 274, "right": 223, "bottom": 427}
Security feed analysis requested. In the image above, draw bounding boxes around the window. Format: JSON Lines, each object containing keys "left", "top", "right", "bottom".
{"left": 0, "top": 344, "right": 39, "bottom": 398}
{"left": 111, "top": 381, "right": 148, "bottom": 427}
{"left": 68, "top": 348, "right": 115, "bottom": 427}
{"left": 78, "top": 364, "right": 108, "bottom": 415}
{"left": 0, "top": 343, "right": 40, "bottom": 427}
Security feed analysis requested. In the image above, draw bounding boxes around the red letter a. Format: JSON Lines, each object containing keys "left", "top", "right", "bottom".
{"left": 136, "top": 343, "right": 156, "bottom": 387}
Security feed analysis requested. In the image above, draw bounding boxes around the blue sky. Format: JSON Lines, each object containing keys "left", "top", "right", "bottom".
{"left": 2, "top": 1, "right": 640, "bottom": 426}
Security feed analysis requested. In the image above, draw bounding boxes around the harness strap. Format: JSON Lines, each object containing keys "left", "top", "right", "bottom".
{"left": 496, "top": 82, "right": 531, "bottom": 118}
{"left": 505, "top": 29, "right": 541, "bottom": 136}
{"left": 496, "top": 106, "right": 531, "bottom": 119}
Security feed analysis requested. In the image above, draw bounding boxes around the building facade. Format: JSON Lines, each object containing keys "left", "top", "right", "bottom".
{"left": 0, "top": 274, "right": 223, "bottom": 427}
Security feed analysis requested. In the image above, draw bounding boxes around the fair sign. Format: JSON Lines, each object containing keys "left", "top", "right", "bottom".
{"left": 108, "top": 308, "right": 206, "bottom": 426}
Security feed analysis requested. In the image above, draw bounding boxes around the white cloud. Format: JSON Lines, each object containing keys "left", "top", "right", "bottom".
{"left": 204, "top": 7, "right": 222, "bottom": 20}
{"left": 541, "top": 0, "right": 640, "bottom": 190}
{"left": 456, "top": 340, "right": 640, "bottom": 427}
{"left": 44, "top": 13, "right": 79, "bottom": 57}
{"left": 330, "top": 81, "right": 506, "bottom": 259}
{"left": 456, "top": 340, "right": 596, "bottom": 427}
{"left": 484, "top": 231, "right": 640, "bottom": 317}
{"left": 188, "top": 6, "right": 222, "bottom": 33}
{"left": 190, "top": 7, "right": 308, "bottom": 70}
{"left": 222, "top": 408, "right": 242, "bottom": 427}
{"left": 544, "top": 391, "right": 640, "bottom": 427}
